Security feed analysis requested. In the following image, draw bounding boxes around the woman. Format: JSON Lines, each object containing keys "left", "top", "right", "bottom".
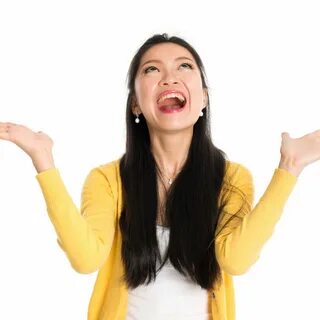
{"left": 0, "top": 33, "right": 319, "bottom": 320}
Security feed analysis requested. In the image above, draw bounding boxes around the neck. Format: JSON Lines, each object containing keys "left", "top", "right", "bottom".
{"left": 149, "top": 127, "right": 193, "bottom": 176}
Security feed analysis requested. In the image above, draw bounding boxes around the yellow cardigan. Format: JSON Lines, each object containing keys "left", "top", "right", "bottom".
{"left": 35, "top": 158, "right": 298, "bottom": 320}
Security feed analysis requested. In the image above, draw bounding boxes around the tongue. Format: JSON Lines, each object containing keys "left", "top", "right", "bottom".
{"left": 159, "top": 97, "right": 182, "bottom": 109}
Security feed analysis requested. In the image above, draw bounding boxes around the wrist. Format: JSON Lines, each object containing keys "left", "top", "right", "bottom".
{"left": 278, "top": 156, "right": 303, "bottom": 178}
{"left": 31, "top": 149, "right": 55, "bottom": 173}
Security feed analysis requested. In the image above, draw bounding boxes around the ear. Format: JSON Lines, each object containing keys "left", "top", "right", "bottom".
{"left": 203, "top": 88, "right": 208, "bottom": 107}
{"left": 131, "top": 95, "right": 139, "bottom": 114}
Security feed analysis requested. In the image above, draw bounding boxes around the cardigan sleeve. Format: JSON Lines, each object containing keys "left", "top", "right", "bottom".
{"left": 35, "top": 165, "right": 116, "bottom": 274}
{"left": 215, "top": 162, "right": 298, "bottom": 275}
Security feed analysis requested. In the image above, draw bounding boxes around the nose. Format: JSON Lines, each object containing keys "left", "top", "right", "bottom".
{"left": 160, "top": 72, "right": 180, "bottom": 86}
{"left": 161, "top": 80, "right": 179, "bottom": 86}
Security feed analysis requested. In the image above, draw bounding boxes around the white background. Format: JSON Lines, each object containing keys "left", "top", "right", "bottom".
{"left": 0, "top": 0, "right": 319, "bottom": 319}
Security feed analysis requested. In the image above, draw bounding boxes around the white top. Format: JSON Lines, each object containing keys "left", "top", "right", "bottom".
{"left": 125, "top": 225, "right": 212, "bottom": 320}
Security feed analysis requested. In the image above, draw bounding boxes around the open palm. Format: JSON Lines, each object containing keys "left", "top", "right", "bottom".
{"left": 280, "top": 130, "right": 320, "bottom": 169}
{"left": 0, "top": 121, "right": 53, "bottom": 159}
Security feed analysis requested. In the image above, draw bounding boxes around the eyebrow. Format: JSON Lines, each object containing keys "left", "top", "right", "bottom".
{"left": 140, "top": 56, "right": 195, "bottom": 69}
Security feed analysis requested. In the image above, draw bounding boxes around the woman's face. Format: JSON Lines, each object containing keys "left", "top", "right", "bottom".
{"left": 132, "top": 42, "right": 208, "bottom": 132}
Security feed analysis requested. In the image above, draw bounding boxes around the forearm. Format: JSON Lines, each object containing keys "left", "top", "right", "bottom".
{"left": 32, "top": 149, "right": 55, "bottom": 173}
{"left": 278, "top": 156, "right": 304, "bottom": 178}
{"left": 215, "top": 165, "right": 298, "bottom": 275}
{"left": 35, "top": 167, "right": 115, "bottom": 273}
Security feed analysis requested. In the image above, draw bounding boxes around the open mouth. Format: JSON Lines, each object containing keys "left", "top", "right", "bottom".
{"left": 158, "top": 97, "right": 187, "bottom": 113}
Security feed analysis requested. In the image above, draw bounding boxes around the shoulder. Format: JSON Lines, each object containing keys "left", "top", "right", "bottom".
{"left": 95, "top": 158, "right": 120, "bottom": 176}
{"left": 224, "top": 160, "right": 253, "bottom": 184}
{"left": 222, "top": 160, "right": 254, "bottom": 201}
{"left": 84, "top": 158, "right": 121, "bottom": 191}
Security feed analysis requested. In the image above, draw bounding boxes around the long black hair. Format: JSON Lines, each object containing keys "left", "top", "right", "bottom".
{"left": 119, "top": 33, "right": 233, "bottom": 291}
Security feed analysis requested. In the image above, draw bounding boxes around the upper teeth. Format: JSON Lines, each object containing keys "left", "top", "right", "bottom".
{"left": 157, "top": 92, "right": 186, "bottom": 104}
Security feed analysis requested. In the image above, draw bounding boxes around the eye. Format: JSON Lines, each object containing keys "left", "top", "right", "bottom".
{"left": 180, "top": 63, "right": 193, "bottom": 69}
{"left": 143, "top": 62, "right": 194, "bottom": 74}
{"left": 144, "top": 66, "right": 158, "bottom": 73}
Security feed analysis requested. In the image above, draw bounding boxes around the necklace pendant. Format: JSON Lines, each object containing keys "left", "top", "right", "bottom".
{"left": 168, "top": 178, "right": 172, "bottom": 185}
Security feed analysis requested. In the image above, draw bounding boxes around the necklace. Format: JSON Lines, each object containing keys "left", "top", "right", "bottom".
{"left": 156, "top": 164, "right": 182, "bottom": 186}
{"left": 153, "top": 151, "right": 188, "bottom": 187}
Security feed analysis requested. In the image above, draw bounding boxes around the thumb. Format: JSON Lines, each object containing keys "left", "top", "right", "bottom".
{"left": 281, "top": 132, "right": 290, "bottom": 139}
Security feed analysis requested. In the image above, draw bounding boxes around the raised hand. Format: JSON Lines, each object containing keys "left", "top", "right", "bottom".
{"left": 0, "top": 121, "right": 53, "bottom": 158}
{"left": 279, "top": 129, "right": 320, "bottom": 175}
{"left": 0, "top": 121, "right": 55, "bottom": 172}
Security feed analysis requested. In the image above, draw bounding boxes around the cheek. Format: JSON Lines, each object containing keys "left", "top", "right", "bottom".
{"left": 190, "top": 94, "right": 204, "bottom": 110}
{"left": 134, "top": 81, "right": 148, "bottom": 103}
{"left": 187, "top": 74, "right": 202, "bottom": 87}
{"left": 140, "top": 80, "right": 157, "bottom": 98}
{"left": 187, "top": 80, "right": 204, "bottom": 105}
{"left": 135, "top": 80, "right": 157, "bottom": 108}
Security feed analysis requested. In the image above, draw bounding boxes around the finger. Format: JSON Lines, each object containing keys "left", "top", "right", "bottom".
{"left": 0, "top": 126, "right": 9, "bottom": 132}
{"left": 0, "top": 123, "right": 13, "bottom": 129}
{"left": 0, "top": 122, "right": 17, "bottom": 127}
{"left": 313, "top": 129, "right": 320, "bottom": 136}
{"left": 0, "top": 123, "right": 12, "bottom": 137}
{"left": 0, "top": 132, "right": 10, "bottom": 140}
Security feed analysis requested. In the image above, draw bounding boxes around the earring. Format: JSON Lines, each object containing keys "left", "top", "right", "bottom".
{"left": 199, "top": 109, "right": 204, "bottom": 117}
{"left": 135, "top": 112, "right": 140, "bottom": 123}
